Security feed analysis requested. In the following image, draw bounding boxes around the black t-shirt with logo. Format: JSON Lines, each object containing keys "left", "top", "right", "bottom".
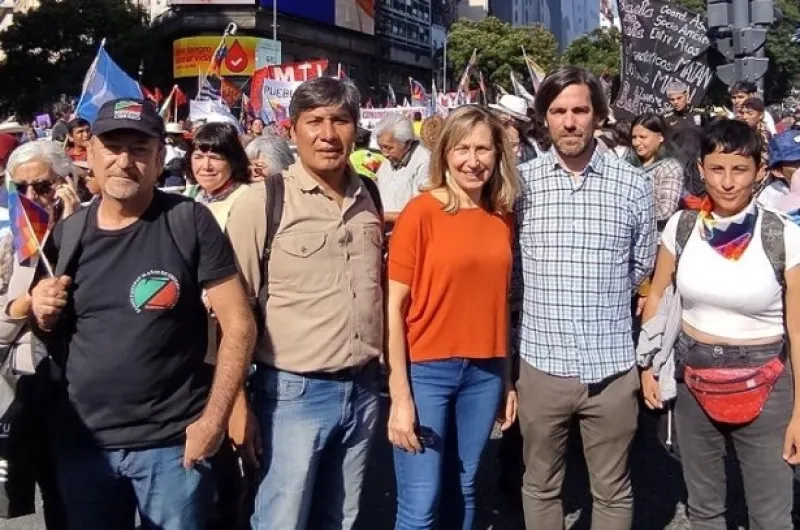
{"left": 46, "top": 192, "right": 238, "bottom": 449}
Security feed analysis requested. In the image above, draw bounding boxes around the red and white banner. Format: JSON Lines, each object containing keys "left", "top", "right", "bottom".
{"left": 249, "top": 59, "right": 329, "bottom": 117}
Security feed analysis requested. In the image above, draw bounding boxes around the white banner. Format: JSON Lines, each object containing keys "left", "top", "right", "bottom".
{"left": 262, "top": 79, "right": 302, "bottom": 122}
{"left": 360, "top": 106, "right": 427, "bottom": 130}
{"left": 189, "top": 100, "right": 242, "bottom": 132}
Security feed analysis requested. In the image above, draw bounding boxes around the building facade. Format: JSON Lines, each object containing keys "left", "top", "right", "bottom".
{"left": 374, "top": 0, "right": 435, "bottom": 100}
{"left": 491, "top": 0, "right": 599, "bottom": 50}
{"left": 458, "top": 0, "right": 489, "bottom": 21}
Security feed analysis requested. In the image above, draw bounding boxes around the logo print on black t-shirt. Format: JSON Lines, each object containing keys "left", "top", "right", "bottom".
{"left": 129, "top": 271, "right": 181, "bottom": 313}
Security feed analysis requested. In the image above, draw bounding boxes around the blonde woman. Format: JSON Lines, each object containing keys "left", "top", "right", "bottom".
{"left": 386, "top": 106, "right": 520, "bottom": 530}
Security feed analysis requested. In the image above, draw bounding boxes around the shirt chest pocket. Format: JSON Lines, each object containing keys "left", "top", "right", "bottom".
{"left": 271, "top": 232, "right": 334, "bottom": 290}
{"left": 276, "top": 232, "right": 327, "bottom": 259}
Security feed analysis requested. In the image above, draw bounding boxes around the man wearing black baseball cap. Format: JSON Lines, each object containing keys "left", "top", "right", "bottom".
{"left": 28, "top": 98, "right": 256, "bottom": 530}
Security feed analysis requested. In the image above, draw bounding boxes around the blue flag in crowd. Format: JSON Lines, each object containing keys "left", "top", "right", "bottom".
{"left": 76, "top": 46, "right": 142, "bottom": 124}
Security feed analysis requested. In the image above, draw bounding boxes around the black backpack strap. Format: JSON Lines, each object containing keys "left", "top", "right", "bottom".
{"left": 761, "top": 209, "right": 786, "bottom": 294}
{"left": 260, "top": 174, "right": 285, "bottom": 297}
{"left": 359, "top": 176, "right": 384, "bottom": 222}
{"left": 54, "top": 205, "right": 92, "bottom": 277}
{"left": 163, "top": 192, "right": 199, "bottom": 276}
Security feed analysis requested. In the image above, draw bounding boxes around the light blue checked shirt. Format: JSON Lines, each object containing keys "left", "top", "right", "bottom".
{"left": 512, "top": 147, "right": 657, "bottom": 383}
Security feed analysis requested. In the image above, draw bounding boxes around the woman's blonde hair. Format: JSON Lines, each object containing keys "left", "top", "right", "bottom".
{"left": 427, "top": 106, "right": 520, "bottom": 214}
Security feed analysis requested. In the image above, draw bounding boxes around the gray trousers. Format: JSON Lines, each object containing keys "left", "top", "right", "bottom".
{"left": 517, "top": 361, "right": 639, "bottom": 530}
{"left": 674, "top": 334, "right": 793, "bottom": 530}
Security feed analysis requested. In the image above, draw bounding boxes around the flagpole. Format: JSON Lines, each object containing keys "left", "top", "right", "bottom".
{"left": 200, "top": 22, "right": 238, "bottom": 91}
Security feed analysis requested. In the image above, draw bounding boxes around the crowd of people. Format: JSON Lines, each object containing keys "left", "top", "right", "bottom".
{"left": 0, "top": 66, "right": 799, "bottom": 530}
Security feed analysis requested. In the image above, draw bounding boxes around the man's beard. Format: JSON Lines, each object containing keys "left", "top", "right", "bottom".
{"left": 104, "top": 175, "right": 141, "bottom": 200}
{"left": 553, "top": 132, "right": 591, "bottom": 158}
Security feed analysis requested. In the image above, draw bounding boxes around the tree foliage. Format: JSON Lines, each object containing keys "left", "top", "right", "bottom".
{"left": 561, "top": 28, "right": 621, "bottom": 76}
{"left": 764, "top": 0, "right": 800, "bottom": 102}
{"left": 673, "top": 0, "right": 706, "bottom": 15}
{"left": 674, "top": 0, "right": 800, "bottom": 103}
{"left": 0, "top": 0, "right": 149, "bottom": 117}
{"left": 446, "top": 17, "right": 559, "bottom": 93}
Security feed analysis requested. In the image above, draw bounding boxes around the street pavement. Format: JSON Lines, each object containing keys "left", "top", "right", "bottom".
{"left": 0, "top": 399, "right": 773, "bottom": 530}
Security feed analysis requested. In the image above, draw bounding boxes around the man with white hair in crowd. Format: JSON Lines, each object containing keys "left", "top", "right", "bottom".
{"left": 374, "top": 114, "right": 430, "bottom": 227}
{"left": 663, "top": 80, "right": 706, "bottom": 128}
{"left": 244, "top": 133, "right": 295, "bottom": 181}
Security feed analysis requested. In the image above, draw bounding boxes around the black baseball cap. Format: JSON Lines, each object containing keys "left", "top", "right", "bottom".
{"left": 93, "top": 98, "right": 165, "bottom": 139}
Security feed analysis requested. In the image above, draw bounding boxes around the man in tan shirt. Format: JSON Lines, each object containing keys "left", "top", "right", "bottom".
{"left": 226, "top": 77, "right": 384, "bottom": 530}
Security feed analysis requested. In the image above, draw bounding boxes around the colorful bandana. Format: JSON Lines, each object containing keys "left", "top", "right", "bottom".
{"left": 698, "top": 197, "right": 758, "bottom": 260}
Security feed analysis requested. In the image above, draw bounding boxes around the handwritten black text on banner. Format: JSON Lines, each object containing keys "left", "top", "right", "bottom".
{"left": 615, "top": 0, "right": 714, "bottom": 120}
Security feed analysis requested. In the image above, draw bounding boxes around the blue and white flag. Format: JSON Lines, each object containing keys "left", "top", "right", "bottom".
{"left": 197, "top": 77, "right": 222, "bottom": 101}
{"left": 76, "top": 43, "right": 142, "bottom": 124}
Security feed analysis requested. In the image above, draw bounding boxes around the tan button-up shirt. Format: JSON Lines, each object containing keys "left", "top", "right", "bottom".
{"left": 226, "top": 161, "right": 384, "bottom": 373}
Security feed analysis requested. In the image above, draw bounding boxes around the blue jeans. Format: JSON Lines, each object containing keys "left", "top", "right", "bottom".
{"left": 394, "top": 358, "right": 505, "bottom": 530}
{"left": 53, "top": 442, "right": 215, "bottom": 530}
{"left": 250, "top": 363, "right": 380, "bottom": 530}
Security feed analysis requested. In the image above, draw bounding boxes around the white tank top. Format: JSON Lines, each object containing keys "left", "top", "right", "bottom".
{"left": 661, "top": 209, "right": 800, "bottom": 339}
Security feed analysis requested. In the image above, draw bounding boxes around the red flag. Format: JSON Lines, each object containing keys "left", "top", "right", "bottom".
{"left": 250, "top": 67, "right": 269, "bottom": 116}
{"left": 8, "top": 182, "right": 50, "bottom": 266}
{"left": 141, "top": 85, "right": 157, "bottom": 103}
{"left": 154, "top": 87, "right": 164, "bottom": 105}
{"left": 175, "top": 86, "right": 188, "bottom": 106}
{"left": 221, "top": 78, "right": 243, "bottom": 107}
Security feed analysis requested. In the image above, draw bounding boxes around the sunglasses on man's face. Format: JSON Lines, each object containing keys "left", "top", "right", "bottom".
{"left": 15, "top": 180, "right": 55, "bottom": 196}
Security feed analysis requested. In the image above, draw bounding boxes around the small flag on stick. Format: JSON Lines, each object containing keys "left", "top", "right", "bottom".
{"left": 8, "top": 181, "right": 52, "bottom": 274}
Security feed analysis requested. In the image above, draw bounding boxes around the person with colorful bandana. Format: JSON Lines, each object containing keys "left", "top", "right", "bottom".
{"left": 641, "top": 119, "right": 800, "bottom": 530}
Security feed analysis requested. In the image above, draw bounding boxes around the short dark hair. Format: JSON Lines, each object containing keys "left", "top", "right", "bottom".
{"left": 631, "top": 113, "right": 668, "bottom": 136}
{"left": 731, "top": 81, "right": 757, "bottom": 96}
{"left": 413, "top": 111, "right": 422, "bottom": 121}
{"left": 289, "top": 77, "right": 360, "bottom": 125}
{"left": 68, "top": 118, "right": 90, "bottom": 133}
{"left": 185, "top": 122, "right": 250, "bottom": 185}
{"left": 611, "top": 120, "right": 632, "bottom": 148}
{"left": 534, "top": 67, "right": 609, "bottom": 123}
{"left": 252, "top": 117, "right": 265, "bottom": 126}
{"left": 700, "top": 119, "right": 762, "bottom": 167}
{"left": 741, "top": 97, "right": 765, "bottom": 113}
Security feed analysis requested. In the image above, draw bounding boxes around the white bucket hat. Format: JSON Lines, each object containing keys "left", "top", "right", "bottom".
{"left": 489, "top": 95, "right": 531, "bottom": 122}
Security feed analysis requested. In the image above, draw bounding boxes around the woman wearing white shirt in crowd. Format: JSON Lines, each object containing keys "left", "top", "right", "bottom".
{"left": 640, "top": 119, "right": 800, "bottom": 530}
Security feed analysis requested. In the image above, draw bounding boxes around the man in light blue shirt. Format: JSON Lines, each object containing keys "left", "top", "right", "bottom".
{"left": 512, "top": 67, "right": 656, "bottom": 530}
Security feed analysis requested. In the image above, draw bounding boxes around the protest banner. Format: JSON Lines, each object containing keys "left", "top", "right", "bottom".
{"left": 614, "top": 0, "right": 713, "bottom": 120}
{"left": 262, "top": 79, "right": 302, "bottom": 122}
{"left": 266, "top": 59, "right": 329, "bottom": 83}
{"left": 249, "top": 59, "right": 329, "bottom": 117}
{"left": 360, "top": 107, "right": 427, "bottom": 130}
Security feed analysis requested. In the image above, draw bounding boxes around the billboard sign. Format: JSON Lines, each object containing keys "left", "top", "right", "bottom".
{"left": 173, "top": 36, "right": 279, "bottom": 78}
{"left": 267, "top": 0, "right": 374, "bottom": 35}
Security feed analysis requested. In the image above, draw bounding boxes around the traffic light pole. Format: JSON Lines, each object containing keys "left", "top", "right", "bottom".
{"left": 710, "top": 0, "right": 772, "bottom": 89}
